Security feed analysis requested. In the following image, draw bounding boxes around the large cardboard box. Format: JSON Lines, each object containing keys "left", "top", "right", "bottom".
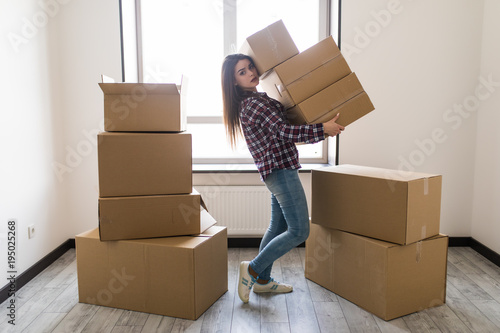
{"left": 260, "top": 36, "right": 351, "bottom": 108}
{"left": 312, "top": 165, "right": 442, "bottom": 245}
{"left": 98, "top": 192, "right": 216, "bottom": 241}
{"left": 286, "top": 73, "right": 374, "bottom": 127}
{"left": 305, "top": 223, "right": 448, "bottom": 320}
{"left": 99, "top": 80, "right": 186, "bottom": 132}
{"left": 76, "top": 226, "right": 228, "bottom": 320}
{"left": 98, "top": 132, "right": 192, "bottom": 197}
{"left": 239, "top": 20, "right": 299, "bottom": 76}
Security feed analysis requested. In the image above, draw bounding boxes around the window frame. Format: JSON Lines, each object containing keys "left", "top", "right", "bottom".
{"left": 120, "top": 0, "right": 339, "bottom": 165}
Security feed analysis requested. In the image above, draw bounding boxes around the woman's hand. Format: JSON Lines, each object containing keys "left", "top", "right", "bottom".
{"left": 323, "top": 113, "right": 345, "bottom": 137}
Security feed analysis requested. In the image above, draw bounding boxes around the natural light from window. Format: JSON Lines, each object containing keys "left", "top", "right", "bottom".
{"left": 140, "top": 0, "right": 324, "bottom": 163}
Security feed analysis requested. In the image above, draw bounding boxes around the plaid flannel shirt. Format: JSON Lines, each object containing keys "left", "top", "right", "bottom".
{"left": 239, "top": 91, "right": 325, "bottom": 181}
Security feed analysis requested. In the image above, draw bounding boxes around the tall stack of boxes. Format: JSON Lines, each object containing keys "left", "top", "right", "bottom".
{"left": 240, "top": 20, "right": 375, "bottom": 127}
{"left": 75, "top": 79, "right": 228, "bottom": 320}
{"left": 305, "top": 165, "right": 448, "bottom": 320}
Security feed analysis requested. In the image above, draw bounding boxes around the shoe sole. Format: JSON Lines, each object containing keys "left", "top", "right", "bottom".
{"left": 253, "top": 287, "right": 293, "bottom": 294}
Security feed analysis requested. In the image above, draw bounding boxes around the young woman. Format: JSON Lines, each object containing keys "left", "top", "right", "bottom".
{"left": 221, "top": 54, "right": 345, "bottom": 303}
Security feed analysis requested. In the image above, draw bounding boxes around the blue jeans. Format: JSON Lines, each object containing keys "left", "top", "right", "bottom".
{"left": 249, "top": 169, "right": 310, "bottom": 281}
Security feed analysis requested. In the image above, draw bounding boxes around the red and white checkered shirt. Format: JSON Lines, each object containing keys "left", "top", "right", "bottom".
{"left": 239, "top": 91, "right": 325, "bottom": 181}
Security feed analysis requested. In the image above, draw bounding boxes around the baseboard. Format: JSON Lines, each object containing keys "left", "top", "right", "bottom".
{"left": 0, "top": 239, "right": 75, "bottom": 304}
{"left": 1, "top": 236, "right": 498, "bottom": 305}
{"left": 448, "top": 236, "right": 472, "bottom": 247}
{"left": 228, "top": 238, "right": 305, "bottom": 248}
{"left": 228, "top": 237, "right": 475, "bottom": 249}
{"left": 470, "top": 238, "right": 500, "bottom": 268}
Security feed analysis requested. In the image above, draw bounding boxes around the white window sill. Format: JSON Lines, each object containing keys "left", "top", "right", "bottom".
{"left": 192, "top": 163, "right": 330, "bottom": 173}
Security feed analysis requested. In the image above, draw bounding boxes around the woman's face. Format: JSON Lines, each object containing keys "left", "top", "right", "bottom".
{"left": 234, "top": 59, "right": 259, "bottom": 91}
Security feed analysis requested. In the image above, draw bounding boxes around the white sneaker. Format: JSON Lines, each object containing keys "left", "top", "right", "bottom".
{"left": 253, "top": 278, "right": 293, "bottom": 293}
{"left": 238, "top": 261, "right": 256, "bottom": 303}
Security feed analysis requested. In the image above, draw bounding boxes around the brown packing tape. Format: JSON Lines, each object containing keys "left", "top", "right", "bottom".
{"left": 416, "top": 241, "right": 422, "bottom": 263}
{"left": 265, "top": 27, "right": 278, "bottom": 58}
{"left": 421, "top": 226, "right": 427, "bottom": 240}
{"left": 276, "top": 84, "right": 285, "bottom": 97}
{"left": 424, "top": 178, "right": 429, "bottom": 195}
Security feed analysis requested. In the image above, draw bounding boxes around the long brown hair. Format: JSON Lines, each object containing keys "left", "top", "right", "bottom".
{"left": 221, "top": 54, "right": 255, "bottom": 149}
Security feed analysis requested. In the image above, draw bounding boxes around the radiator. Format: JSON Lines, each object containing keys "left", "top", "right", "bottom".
{"left": 195, "top": 186, "right": 271, "bottom": 237}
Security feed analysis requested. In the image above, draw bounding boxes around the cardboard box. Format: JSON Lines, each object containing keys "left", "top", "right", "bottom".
{"left": 239, "top": 20, "right": 299, "bottom": 76}
{"left": 311, "top": 92, "right": 374, "bottom": 126}
{"left": 98, "top": 132, "right": 192, "bottom": 197}
{"left": 260, "top": 36, "right": 351, "bottom": 108}
{"left": 99, "top": 79, "right": 186, "bottom": 132}
{"left": 312, "top": 165, "right": 442, "bottom": 245}
{"left": 286, "top": 73, "right": 374, "bottom": 127}
{"left": 76, "top": 226, "right": 228, "bottom": 320}
{"left": 98, "top": 192, "right": 215, "bottom": 241}
{"left": 305, "top": 223, "right": 448, "bottom": 320}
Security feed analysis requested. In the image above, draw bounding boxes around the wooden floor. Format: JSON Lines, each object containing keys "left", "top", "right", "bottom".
{"left": 1, "top": 247, "right": 500, "bottom": 333}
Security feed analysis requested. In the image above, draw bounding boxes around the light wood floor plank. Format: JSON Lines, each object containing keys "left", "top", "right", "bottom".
{"left": 261, "top": 322, "right": 291, "bottom": 333}
{"left": 281, "top": 249, "right": 321, "bottom": 333}
{"left": 338, "top": 297, "right": 381, "bottom": 333}
{"left": 313, "top": 301, "right": 350, "bottom": 333}
{"left": 171, "top": 314, "right": 205, "bottom": 333}
{"left": 465, "top": 273, "right": 500, "bottom": 303}
{"left": 116, "top": 310, "right": 149, "bottom": 327}
{"left": 298, "top": 247, "right": 307, "bottom": 271}
{"left": 402, "top": 311, "right": 442, "bottom": 333}
{"left": 200, "top": 248, "right": 239, "bottom": 333}
{"left": 423, "top": 305, "right": 473, "bottom": 333}
{"left": 446, "top": 262, "right": 492, "bottom": 300}
{"left": 43, "top": 282, "right": 78, "bottom": 313}
{"left": 469, "top": 299, "right": 500, "bottom": 330}
{"left": 140, "top": 314, "right": 176, "bottom": 333}
{"left": 21, "top": 312, "right": 66, "bottom": 333}
{"left": 373, "top": 316, "right": 410, "bottom": 333}
{"left": 259, "top": 258, "right": 289, "bottom": 324}
{"left": 0, "top": 250, "right": 77, "bottom": 324}
{"left": 447, "top": 250, "right": 485, "bottom": 275}
{"left": 307, "top": 279, "right": 338, "bottom": 302}
{"left": 230, "top": 248, "right": 261, "bottom": 333}
{"left": 0, "top": 286, "right": 64, "bottom": 332}
{"left": 45, "top": 260, "right": 78, "bottom": 289}
{"left": 80, "top": 306, "right": 125, "bottom": 333}
{"left": 454, "top": 247, "right": 500, "bottom": 283}
{"left": 110, "top": 326, "right": 143, "bottom": 333}
{"left": 51, "top": 303, "right": 99, "bottom": 333}
{"left": 445, "top": 283, "right": 499, "bottom": 333}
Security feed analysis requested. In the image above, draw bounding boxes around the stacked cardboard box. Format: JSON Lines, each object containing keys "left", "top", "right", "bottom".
{"left": 75, "top": 78, "right": 228, "bottom": 320}
{"left": 240, "top": 20, "right": 375, "bottom": 127}
{"left": 305, "top": 164, "right": 448, "bottom": 320}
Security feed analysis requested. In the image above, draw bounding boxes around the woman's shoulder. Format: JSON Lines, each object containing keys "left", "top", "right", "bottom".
{"left": 241, "top": 91, "right": 267, "bottom": 103}
{"left": 241, "top": 91, "right": 280, "bottom": 109}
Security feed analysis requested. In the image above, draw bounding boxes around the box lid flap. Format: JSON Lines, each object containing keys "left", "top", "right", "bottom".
{"left": 315, "top": 164, "right": 441, "bottom": 182}
{"left": 76, "top": 228, "right": 100, "bottom": 239}
{"left": 99, "top": 82, "right": 179, "bottom": 95}
{"left": 76, "top": 226, "right": 226, "bottom": 248}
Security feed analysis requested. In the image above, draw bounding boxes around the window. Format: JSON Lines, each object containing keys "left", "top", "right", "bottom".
{"left": 121, "top": 0, "right": 338, "bottom": 164}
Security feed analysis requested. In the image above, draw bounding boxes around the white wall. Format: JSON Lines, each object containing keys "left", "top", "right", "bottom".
{"left": 0, "top": 0, "right": 67, "bottom": 278}
{"left": 471, "top": 0, "right": 500, "bottom": 254}
{"left": 53, "top": 0, "right": 121, "bottom": 236}
{"left": 0, "top": 0, "right": 121, "bottom": 280}
{"left": 340, "top": 0, "right": 484, "bottom": 237}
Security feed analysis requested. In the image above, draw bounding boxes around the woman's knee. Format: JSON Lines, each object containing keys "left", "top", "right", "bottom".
{"left": 289, "top": 222, "right": 310, "bottom": 243}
